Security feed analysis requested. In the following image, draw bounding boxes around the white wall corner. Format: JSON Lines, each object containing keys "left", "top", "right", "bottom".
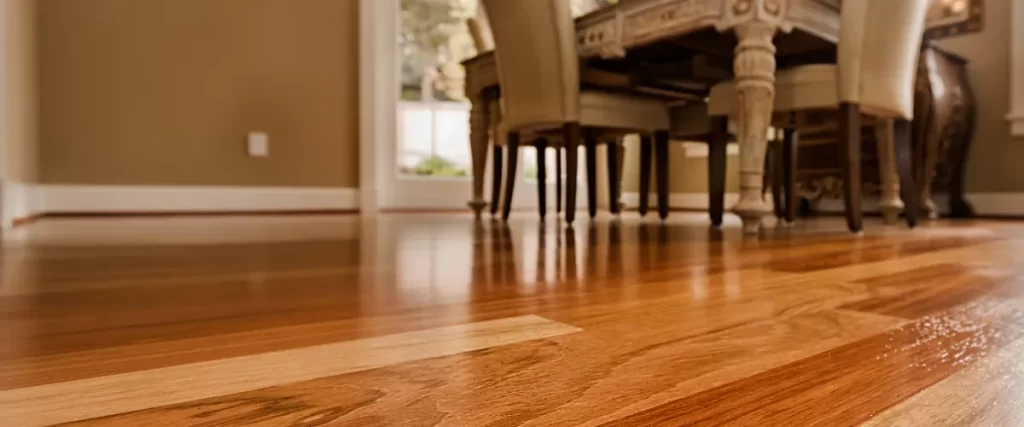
{"left": 1010, "top": 0, "right": 1024, "bottom": 137}
{"left": 2, "top": 182, "right": 43, "bottom": 228}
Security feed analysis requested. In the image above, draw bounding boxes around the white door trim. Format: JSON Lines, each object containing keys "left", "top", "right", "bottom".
{"left": 358, "top": 0, "right": 605, "bottom": 214}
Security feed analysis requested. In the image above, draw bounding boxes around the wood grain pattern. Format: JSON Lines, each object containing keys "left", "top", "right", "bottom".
{"left": 0, "top": 214, "right": 1021, "bottom": 426}
{"left": 59, "top": 310, "right": 906, "bottom": 427}
{"left": 861, "top": 337, "right": 1024, "bottom": 427}
{"left": 603, "top": 296, "right": 1024, "bottom": 426}
{"left": 0, "top": 315, "right": 581, "bottom": 427}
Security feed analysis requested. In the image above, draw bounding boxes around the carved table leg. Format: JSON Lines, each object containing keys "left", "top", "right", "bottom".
{"left": 874, "top": 119, "right": 904, "bottom": 224}
{"left": 732, "top": 22, "right": 777, "bottom": 235}
{"left": 467, "top": 92, "right": 492, "bottom": 218}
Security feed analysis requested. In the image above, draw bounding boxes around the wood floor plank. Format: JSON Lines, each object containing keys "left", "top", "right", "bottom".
{"left": 860, "top": 337, "right": 1024, "bottom": 426}
{"left": 839, "top": 264, "right": 1006, "bottom": 319}
{"left": 59, "top": 309, "right": 906, "bottom": 426}
{"left": 0, "top": 215, "right": 1018, "bottom": 426}
{"left": 0, "top": 315, "right": 581, "bottom": 427}
{"left": 600, "top": 296, "right": 1024, "bottom": 426}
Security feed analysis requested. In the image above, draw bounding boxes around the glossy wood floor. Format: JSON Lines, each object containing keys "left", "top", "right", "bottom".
{"left": 2, "top": 213, "right": 1024, "bottom": 426}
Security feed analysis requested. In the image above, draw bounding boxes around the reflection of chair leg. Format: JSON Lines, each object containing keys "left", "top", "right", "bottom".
{"left": 655, "top": 130, "right": 670, "bottom": 220}
{"left": 607, "top": 142, "right": 621, "bottom": 215}
{"left": 563, "top": 123, "right": 582, "bottom": 225}
{"left": 490, "top": 145, "right": 503, "bottom": 216}
{"left": 536, "top": 139, "right": 548, "bottom": 219}
{"left": 502, "top": 132, "right": 520, "bottom": 221}
{"left": 639, "top": 135, "right": 653, "bottom": 217}
{"left": 839, "top": 103, "right": 863, "bottom": 233}
{"left": 556, "top": 148, "right": 563, "bottom": 214}
{"left": 585, "top": 134, "right": 598, "bottom": 219}
{"left": 708, "top": 118, "right": 728, "bottom": 227}
{"left": 782, "top": 128, "right": 799, "bottom": 223}
{"left": 894, "top": 118, "right": 919, "bottom": 228}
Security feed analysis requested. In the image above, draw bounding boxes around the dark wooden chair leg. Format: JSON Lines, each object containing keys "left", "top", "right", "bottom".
{"left": 563, "top": 123, "right": 582, "bottom": 225}
{"left": 708, "top": 117, "right": 728, "bottom": 227}
{"left": 607, "top": 141, "right": 621, "bottom": 215}
{"left": 556, "top": 147, "right": 563, "bottom": 214}
{"left": 536, "top": 139, "right": 548, "bottom": 219}
{"left": 655, "top": 130, "right": 670, "bottom": 220}
{"left": 772, "top": 143, "right": 785, "bottom": 219}
{"left": 490, "top": 145, "right": 503, "bottom": 216}
{"left": 763, "top": 142, "right": 783, "bottom": 218}
{"left": 501, "top": 132, "right": 520, "bottom": 221}
{"left": 639, "top": 135, "right": 653, "bottom": 217}
{"left": 783, "top": 128, "right": 799, "bottom": 223}
{"left": 585, "top": 133, "right": 598, "bottom": 219}
{"left": 839, "top": 102, "right": 863, "bottom": 233}
{"left": 894, "top": 118, "right": 919, "bottom": 228}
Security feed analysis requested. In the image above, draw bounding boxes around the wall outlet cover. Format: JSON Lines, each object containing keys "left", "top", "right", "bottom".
{"left": 247, "top": 132, "right": 269, "bottom": 157}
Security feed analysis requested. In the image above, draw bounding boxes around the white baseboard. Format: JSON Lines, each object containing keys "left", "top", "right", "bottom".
{"left": 621, "top": 192, "right": 741, "bottom": 210}
{"left": 4, "top": 185, "right": 360, "bottom": 227}
{"left": 966, "top": 193, "right": 1024, "bottom": 216}
{"left": 621, "top": 191, "right": 1024, "bottom": 218}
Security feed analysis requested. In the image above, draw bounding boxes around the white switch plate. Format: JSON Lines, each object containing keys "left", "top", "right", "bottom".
{"left": 247, "top": 132, "right": 269, "bottom": 157}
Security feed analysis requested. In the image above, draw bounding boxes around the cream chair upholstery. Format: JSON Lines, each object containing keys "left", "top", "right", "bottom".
{"left": 707, "top": 0, "right": 929, "bottom": 232}
{"left": 482, "top": 0, "right": 671, "bottom": 224}
{"left": 468, "top": 17, "right": 571, "bottom": 218}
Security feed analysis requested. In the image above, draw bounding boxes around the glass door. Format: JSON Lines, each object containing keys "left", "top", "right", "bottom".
{"left": 385, "top": 0, "right": 613, "bottom": 212}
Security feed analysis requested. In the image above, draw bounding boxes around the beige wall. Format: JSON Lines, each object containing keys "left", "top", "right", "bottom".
{"left": 5, "top": 0, "right": 39, "bottom": 183}
{"left": 935, "top": 0, "right": 1022, "bottom": 192}
{"left": 37, "top": 0, "right": 360, "bottom": 187}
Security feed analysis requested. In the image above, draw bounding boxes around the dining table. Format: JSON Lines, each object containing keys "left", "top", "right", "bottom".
{"left": 462, "top": 0, "right": 842, "bottom": 234}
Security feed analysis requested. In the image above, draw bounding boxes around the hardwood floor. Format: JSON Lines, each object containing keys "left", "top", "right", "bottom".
{"left": 1, "top": 213, "right": 1023, "bottom": 426}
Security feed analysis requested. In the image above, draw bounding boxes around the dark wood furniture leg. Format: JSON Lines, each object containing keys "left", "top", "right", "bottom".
{"left": 708, "top": 117, "right": 728, "bottom": 227}
{"left": 655, "top": 130, "right": 670, "bottom": 221}
{"left": 585, "top": 133, "right": 598, "bottom": 219}
{"left": 782, "top": 128, "right": 799, "bottom": 223}
{"left": 490, "top": 145, "right": 503, "bottom": 216}
{"left": 607, "top": 142, "right": 621, "bottom": 215}
{"left": 563, "top": 123, "right": 582, "bottom": 225}
{"left": 556, "top": 147, "right": 563, "bottom": 215}
{"left": 536, "top": 139, "right": 548, "bottom": 219}
{"left": 894, "top": 118, "right": 919, "bottom": 228}
{"left": 501, "top": 132, "right": 520, "bottom": 221}
{"left": 639, "top": 135, "right": 653, "bottom": 217}
{"left": 839, "top": 103, "right": 863, "bottom": 233}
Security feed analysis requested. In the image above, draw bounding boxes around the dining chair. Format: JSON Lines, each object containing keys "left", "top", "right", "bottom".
{"left": 706, "top": 0, "right": 929, "bottom": 232}
{"left": 668, "top": 101, "right": 794, "bottom": 226}
{"left": 482, "top": 0, "right": 671, "bottom": 224}
{"left": 470, "top": 17, "right": 619, "bottom": 219}
{"left": 468, "top": 17, "right": 564, "bottom": 218}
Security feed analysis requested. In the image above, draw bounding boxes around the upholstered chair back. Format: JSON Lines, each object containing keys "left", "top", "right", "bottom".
{"left": 837, "top": 0, "right": 929, "bottom": 119}
{"left": 482, "top": 0, "right": 580, "bottom": 131}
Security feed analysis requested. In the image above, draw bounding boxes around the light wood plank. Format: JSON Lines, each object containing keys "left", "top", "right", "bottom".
{"left": 861, "top": 337, "right": 1024, "bottom": 427}
{"left": 0, "top": 315, "right": 581, "bottom": 427}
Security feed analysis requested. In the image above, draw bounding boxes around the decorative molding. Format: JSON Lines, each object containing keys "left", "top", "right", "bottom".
{"left": 1010, "top": 0, "right": 1024, "bottom": 136}
{"left": 4, "top": 185, "right": 359, "bottom": 227}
